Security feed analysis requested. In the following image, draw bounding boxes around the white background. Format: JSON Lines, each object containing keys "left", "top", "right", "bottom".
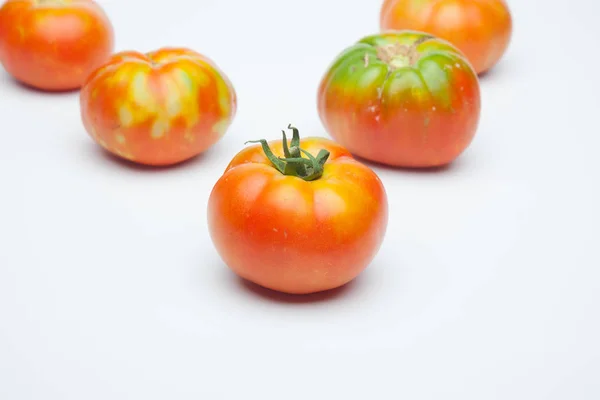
{"left": 1, "top": 0, "right": 599, "bottom": 398}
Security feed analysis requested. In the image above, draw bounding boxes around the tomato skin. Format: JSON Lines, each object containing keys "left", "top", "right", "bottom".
{"left": 0, "top": 0, "right": 114, "bottom": 91}
{"left": 207, "top": 137, "right": 388, "bottom": 295}
{"left": 80, "top": 47, "right": 237, "bottom": 166}
{"left": 317, "top": 30, "right": 481, "bottom": 168}
{"left": 380, "top": 0, "right": 512, "bottom": 74}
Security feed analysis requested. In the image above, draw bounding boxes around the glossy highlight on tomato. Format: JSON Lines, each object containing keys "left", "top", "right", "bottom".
{"left": 80, "top": 47, "right": 237, "bottom": 166}
{"left": 207, "top": 126, "right": 388, "bottom": 295}
{"left": 0, "top": 0, "right": 114, "bottom": 91}
{"left": 318, "top": 30, "right": 481, "bottom": 168}
{"left": 380, "top": 0, "right": 513, "bottom": 74}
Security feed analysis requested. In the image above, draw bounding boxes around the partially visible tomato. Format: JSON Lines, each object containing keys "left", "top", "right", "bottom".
{"left": 80, "top": 47, "right": 237, "bottom": 166}
{"left": 0, "top": 0, "right": 114, "bottom": 91}
{"left": 380, "top": 0, "right": 513, "bottom": 74}
{"left": 318, "top": 30, "right": 481, "bottom": 168}
{"left": 207, "top": 125, "right": 388, "bottom": 295}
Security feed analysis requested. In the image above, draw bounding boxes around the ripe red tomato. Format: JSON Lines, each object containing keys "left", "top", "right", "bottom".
{"left": 380, "top": 0, "right": 513, "bottom": 74}
{"left": 207, "top": 126, "right": 388, "bottom": 295}
{"left": 80, "top": 47, "right": 237, "bottom": 166}
{"left": 0, "top": 0, "right": 114, "bottom": 91}
{"left": 317, "top": 30, "right": 481, "bottom": 168}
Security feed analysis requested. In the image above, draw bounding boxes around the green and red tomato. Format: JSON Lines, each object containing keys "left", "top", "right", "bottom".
{"left": 318, "top": 30, "right": 481, "bottom": 168}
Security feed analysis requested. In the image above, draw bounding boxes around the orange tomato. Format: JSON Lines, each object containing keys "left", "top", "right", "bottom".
{"left": 0, "top": 0, "right": 114, "bottom": 91}
{"left": 207, "top": 126, "right": 388, "bottom": 295}
{"left": 380, "top": 0, "right": 513, "bottom": 74}
{"left": 79, "top": 47, "right": 237, "bottom": 166}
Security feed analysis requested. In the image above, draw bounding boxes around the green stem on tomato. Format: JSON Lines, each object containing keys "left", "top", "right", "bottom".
{"left": 245, "top": 124, "right": 330, "bottom": 181}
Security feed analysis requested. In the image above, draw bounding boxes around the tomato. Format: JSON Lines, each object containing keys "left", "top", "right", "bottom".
{"left": 207, "top": 125, "right": 388, "bottom": 295}
{"left": 0, "top": 0, "right": 114, "bottom": 91}
{"left": 380, "top": 0, "right": 513, "bottom": 74}
{"left": 79, "top": 47, "right": 237, "bottom": 166}
{"left": 317, "top": 30, "right": 481, "bottom": 168}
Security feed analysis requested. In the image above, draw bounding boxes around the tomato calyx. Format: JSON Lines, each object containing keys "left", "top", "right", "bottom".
{"left": 245, "top": 124, "right": 330, "bottom": 181}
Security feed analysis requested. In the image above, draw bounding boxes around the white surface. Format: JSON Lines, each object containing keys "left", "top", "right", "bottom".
{"left": 1, "top": 0, "right": 599, "bottom": 398}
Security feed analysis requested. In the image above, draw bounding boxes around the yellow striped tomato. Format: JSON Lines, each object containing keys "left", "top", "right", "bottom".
{"left": 80, "top": 47, "right": 237, "bottom": 166}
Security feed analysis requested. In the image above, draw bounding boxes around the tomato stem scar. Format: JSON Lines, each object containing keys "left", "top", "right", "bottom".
{"left": 34, "top": 0, "right": 69, "bottom": 6}
{"left": 245, "top": 124, "right": 330, "bottom": 181}
{"left": 375, "top": 36, "right": 431, "bottom": 70}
